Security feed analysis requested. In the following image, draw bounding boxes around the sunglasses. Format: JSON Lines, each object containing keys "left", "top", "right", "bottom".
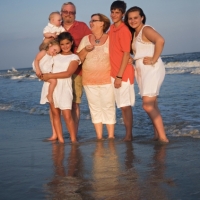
{"left": 90, "top": 20, "right": 101, "bottom": 23}
{"left": 62, "top": 10, "right": 76, "bottom": 15}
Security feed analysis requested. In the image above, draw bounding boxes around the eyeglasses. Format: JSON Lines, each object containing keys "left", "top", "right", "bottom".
{"left": 61, "top": 10, "right": 76, "bottom": 15}
{"left": 90, "top": 20, "right": 101, "bottom": 23}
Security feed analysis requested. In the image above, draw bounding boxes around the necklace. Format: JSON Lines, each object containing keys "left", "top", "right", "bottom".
{"left": 94, "top": 33, "right": 104, "bottom": 44}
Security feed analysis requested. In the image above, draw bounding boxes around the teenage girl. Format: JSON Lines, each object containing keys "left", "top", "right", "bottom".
{"left": 40, "top": 32, "right": 80, "bottom": 144}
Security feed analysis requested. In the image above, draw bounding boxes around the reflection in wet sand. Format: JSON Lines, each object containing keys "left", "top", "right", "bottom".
{"left": 119, "top": 142, "right": 141, "bottom": 199}
{"left": 45, "top": 143, "right": 83, "bottom": 200}
{"left": 142, "top": 144, "right": 175, "bottom": 200}
{"left": 91, "top": 140, "right": 120, "bottom": 199}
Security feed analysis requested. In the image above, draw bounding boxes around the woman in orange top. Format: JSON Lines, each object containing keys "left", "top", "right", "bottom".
{"left": 77, "top": 13, "right": 116, "bottom": 140}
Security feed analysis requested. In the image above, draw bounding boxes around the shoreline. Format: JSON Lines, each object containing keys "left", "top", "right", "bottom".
{"left": 0, "top": 110, "right": 200, "bottom": 199}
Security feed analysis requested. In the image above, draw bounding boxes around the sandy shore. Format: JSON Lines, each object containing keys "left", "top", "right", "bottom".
{"left": 0, "top": 110, "right": 200, "bottom": 200}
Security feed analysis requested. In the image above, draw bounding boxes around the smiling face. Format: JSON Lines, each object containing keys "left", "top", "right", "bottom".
{"left": 89, "top": 15, "right": 103, "bottom": 32}
{"left": 59, "top": 39, "right": 73, "bottom": 54}
{"left": 110, "top": 9, "right": 124, "bottom": 25}
{"left": 61, "top": 4, "right": 76, "bottom": 24}
{"left": 127, "top": 11, "right": 144, "bottom": 29}
{"left": 47, "top": 44, "right": 61, "bottom": 56}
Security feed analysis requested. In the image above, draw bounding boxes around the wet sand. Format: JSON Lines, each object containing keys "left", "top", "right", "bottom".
{"left": 0, "top": 110, "right": 200, "bottom": 200}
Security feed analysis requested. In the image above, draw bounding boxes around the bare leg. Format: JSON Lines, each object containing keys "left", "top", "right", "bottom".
{"left": 72, "top": 102, "right": 80, "bottom": 136}
{"left": 47, "top": 79, "right": 57, "bottom": 104}
{"left": 49, "top": 103, "right": 64, "bottom": 143}
{"left": 142, "top": 96, "right": 169, "bottom": 143}
{"left": 62, "top": 109, "right": 77, "bottom": 143}
{"left": 93, "top": 123, "right": 103, "bottom": 140}
{"left": 152, "top": 99, "right": 159, "bottom": 140}
{"left": 121, "top": 106, "right": 133, "bottom": 141}
{"left": 47, "top": 108, "right": 57, "bottom": 141}
{"left": 106, "top": 124, "right": 115, "bottom": 139}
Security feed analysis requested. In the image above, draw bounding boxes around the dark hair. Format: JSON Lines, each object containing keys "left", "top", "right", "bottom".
{"left": 124, "top": 6, "right": 146, "bottom": 33}
{"left": 91, "top": 13, "right": 111, "bottom": 33}
{"left": 110, "top": 1, "right": 126, "bottom": 14}
{"left": 124, "top": 6, "right": 146, "bottom": 54}
{"left": 57, "top": 32, "right": 75, "bottom": 52}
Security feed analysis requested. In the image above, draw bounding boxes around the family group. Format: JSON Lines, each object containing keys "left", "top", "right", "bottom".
{"left": 33, "top": 1, "right": 169, "bottom": 144}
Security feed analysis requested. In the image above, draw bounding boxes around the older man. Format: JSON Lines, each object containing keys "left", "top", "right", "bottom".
{"left": 61, "top": 2, "right": 91, "bottom": 135}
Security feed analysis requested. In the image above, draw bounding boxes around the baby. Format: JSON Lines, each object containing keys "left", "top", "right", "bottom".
{"left": 39, "top": 11, "right": 65, "bottom": 50}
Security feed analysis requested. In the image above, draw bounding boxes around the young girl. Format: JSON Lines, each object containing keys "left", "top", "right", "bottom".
{"left": 41, "top": 32, "right": 80, "bottom": 144}
{"left": 33, "top": 40, "right": 60, "bottom": 103}
{"left": 124, "top": 6, "right": 169, "bottom": 143}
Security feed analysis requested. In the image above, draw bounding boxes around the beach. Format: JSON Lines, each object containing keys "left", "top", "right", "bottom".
{"left": 1, "top": 110, "right": 200, "bottom": 200}
{"left": 1, "top": 52, "right": 200, "bottom": 199}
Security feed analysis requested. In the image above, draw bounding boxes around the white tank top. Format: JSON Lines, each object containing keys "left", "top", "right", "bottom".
{"left": 132, "top": 25, "right": 155, "bottom": 60}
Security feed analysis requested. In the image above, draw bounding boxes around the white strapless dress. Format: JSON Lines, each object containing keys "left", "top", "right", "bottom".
{"left": 132, "top": 25, "right": 165, "bottom": 97}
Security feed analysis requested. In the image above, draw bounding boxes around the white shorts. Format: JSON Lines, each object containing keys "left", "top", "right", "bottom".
{"left": 111, "top": 77, "right": 135, "bottom": 108}
{"left": 84, "top": 84, "right": 116, "bottom": 124}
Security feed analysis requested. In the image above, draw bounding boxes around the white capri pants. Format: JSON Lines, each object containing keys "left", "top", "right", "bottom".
{"left": 111, "top": 77, "right": 135, "bottom": 108}
{"left": 84, "top": 83, "right": 116, "bottom": 124}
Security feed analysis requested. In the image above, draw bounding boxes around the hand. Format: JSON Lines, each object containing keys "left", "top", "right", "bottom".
{"left": 114, "top": 77, "right": 122, "bottom": 88}
{"left": 35, "top": 69, "right": 42, "bottom": 78}
{"left": 128, "top": 56, "right": 133, "bottom": 64}
{"left": 85, "top": 45, "right": 94, "bottom": 52}
{"left": 51, "top": 33, "right": 57, "bottom": 38}
{"left": 41, "top": 73, "right": 51, "bottom": 81}
{"left": 143, "top": 57, "right": 154, "bottom": 65}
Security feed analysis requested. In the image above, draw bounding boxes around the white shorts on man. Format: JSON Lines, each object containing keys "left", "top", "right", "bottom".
{"left": 111, "top": 77, "right": 135, "bottom": 108}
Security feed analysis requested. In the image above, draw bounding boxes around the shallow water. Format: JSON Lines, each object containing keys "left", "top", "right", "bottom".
{"left": 1, "top": 111, "right": 200, "bottom": 200}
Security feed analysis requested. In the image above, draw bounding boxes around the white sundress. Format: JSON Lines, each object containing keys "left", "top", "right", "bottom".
{"left": 132, "top": 25, "right": 165, "bottom": 97}
{"left": 32, "top": 53, "right": 53, "bottom": 73}
{"left": 40, "top": 53, "right": 80, "bottom": 110}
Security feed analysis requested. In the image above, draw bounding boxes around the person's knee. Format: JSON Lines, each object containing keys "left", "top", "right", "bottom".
{"left": 121, "top": 106, "right": 132, "bottom": 113}
{"left": 142, "top": 103, "right": 154, "bottom": 113}
{"left": 63, "top": 112, "right": 73, "bottom": 122}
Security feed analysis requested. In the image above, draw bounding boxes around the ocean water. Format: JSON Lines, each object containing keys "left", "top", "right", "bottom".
{"left": 0, "top": 52, "right": 200, "bottom": 140}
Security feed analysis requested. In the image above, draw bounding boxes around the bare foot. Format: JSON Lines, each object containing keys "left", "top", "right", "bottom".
{"left": 47, "top": 94, "right": 53, "bottom": 104}
{"left": 108, "top": 137, "right": 115, "bottom": 140}
{"left": 152, "top": 136, "right": 159, "bottom": 141}
{"left": 96, "top": 138, "right": 105, "bottom": 142}
{"left": 47, "top": 137, "right": 57, "bottom": 141}
{"left": 123, "top": 136, "right": 133, "bottom": 142}
{"left": 159, "top": 138, "right": 169, "bottom": 143}
{"left": 58, "top": 138, "right": 65, "bottom": 144}
{"left": 71, "top": 141, "right": 79, "bottom": 145}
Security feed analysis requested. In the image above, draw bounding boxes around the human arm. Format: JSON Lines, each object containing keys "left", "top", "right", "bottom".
{"left": 43, "top": 32, "right": 57, "bottom": 39}
{"left": 41, "top": 60, "right": 79, "bottom": 81}
{"left": 77, "top": 45, "right": 94, "bottom": 62}
{"left": 33, "top": 50, "right": 46, "bottom": 77}
{"left": 114, "top": 52, "right": 130, "bottom": 88}
{"left": 76, "top": 35, "right": 93, "bottom": 62}
{"left": 142, "top": 26, "right": 165, "bottom": 65}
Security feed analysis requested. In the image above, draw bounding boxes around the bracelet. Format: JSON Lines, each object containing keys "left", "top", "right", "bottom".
{"left": 116, "top": 76, "right": 122, "bottom": 79}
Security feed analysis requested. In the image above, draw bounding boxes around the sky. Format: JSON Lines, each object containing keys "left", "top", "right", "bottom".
{"left": 0, "top": 0, "right": 200, "bottom": 70}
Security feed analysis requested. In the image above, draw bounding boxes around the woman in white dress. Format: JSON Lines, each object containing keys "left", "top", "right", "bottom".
{"left": 41, "top": 32, "right": 80, "bottom": 143}
{"left": 124, "top": 6, "right": 169, "bottom": 143}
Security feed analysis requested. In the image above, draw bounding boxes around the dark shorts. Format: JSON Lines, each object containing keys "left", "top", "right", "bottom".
{"left": 72, "top": 74, "right": 83, "bottom": 104}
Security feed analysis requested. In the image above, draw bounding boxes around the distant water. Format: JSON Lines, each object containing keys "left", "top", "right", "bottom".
{"left": 0, "top": 52, "right": 200, "bottom": 139}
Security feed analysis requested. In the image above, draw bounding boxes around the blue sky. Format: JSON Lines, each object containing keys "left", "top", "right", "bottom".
{"left": 0, "top": 0, "right": 199, "bottom": 70}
